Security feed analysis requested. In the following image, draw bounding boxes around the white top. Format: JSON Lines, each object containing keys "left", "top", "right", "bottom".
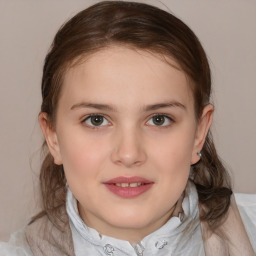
{"left": 0, "top": 184, "right": 256, "bottom": 255}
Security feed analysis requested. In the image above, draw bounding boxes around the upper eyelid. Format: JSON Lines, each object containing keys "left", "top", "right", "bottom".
{"left": 147, "top": 113, "right": 174, "bottom": 121}
{"left": 150, "top": 113, "right": 172, "bottom": 117}
{"left": 81, "top": 113, "right": 111, "bottom": 122}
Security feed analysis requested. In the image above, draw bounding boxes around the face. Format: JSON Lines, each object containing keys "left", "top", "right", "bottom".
{"left": 40, "top": 46, "right": 213, "bottom": 242}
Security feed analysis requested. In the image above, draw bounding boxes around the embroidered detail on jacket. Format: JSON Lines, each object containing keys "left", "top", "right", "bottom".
{"left": 103, "top": 244, "right": 114, "bottom": 256}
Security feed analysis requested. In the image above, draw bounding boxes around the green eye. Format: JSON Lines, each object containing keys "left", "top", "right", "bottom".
{"left": 84, "top": 115, "right": 109, "bottom": 127}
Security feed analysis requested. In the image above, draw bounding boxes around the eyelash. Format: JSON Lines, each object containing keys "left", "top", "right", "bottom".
{"left": 81, "top": 113, "right": 174, "bottom": 129}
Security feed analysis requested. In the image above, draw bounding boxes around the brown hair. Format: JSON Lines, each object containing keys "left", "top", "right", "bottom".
{"left": 37, "top": 1, "right": 232, "bottom": 230}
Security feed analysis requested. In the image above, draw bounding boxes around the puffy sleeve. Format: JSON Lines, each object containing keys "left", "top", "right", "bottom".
{"left": 0, "top": 229, "right": 32, "bottom": 256}
{"left": 235, "top": 193, "right": 256, "bottom": 253}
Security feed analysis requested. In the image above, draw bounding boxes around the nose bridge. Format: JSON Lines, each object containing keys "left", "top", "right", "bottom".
{"left": 111, "top": 123, "right": 146, "bottom": 167}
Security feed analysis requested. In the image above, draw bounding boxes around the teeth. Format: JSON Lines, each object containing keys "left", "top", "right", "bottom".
{"left": 115, "top": 183, "right": 142, "bottom": 187}
{"left": 130, "top": 182, "right": 141, "bottom": 187}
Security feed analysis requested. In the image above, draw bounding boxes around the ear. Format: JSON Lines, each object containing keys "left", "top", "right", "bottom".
{"left": 191, "top": 104, "right": 214, "bottom": 165}
{"left": 38, "top": 112, "right": 63, "bottom": 165}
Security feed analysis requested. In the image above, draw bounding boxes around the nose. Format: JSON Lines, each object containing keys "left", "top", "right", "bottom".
{"left": 110, "top": 126, "right": 147, "bottom": 168}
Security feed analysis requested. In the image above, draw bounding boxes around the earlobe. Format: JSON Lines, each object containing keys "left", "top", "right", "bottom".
{"left": 38, "top": 112, "right": 63, "bottom": 165}
{"left": 191, "top": 104, "right": 214, "bottom": 165}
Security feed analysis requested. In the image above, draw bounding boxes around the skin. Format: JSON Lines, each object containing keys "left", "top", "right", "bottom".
{"left": 39, "top": 46, "right": 213, "bottom": 243}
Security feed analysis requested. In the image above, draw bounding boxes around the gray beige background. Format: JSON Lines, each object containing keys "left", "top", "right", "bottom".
{"left": 0, "top": 0, "right": 255, "bottom": 241}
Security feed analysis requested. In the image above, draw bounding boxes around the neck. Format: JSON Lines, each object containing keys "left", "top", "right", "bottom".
{"left": 78, "top": 203, "right": 176, "bottom": 243}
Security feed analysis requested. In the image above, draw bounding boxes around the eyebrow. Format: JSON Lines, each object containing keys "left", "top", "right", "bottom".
{"left": 70, "top": 101, "right": 186, "bottom": 112}
{"left": 71, "top": 102, "right": 115, "bottom": 111}
{"left": 144, "top": 102, "right": 186, "bottom": 111}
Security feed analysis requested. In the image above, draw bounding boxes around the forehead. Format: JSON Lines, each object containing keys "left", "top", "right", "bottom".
{"left": 60, "top": 46, "right": 194, "bottom": 111}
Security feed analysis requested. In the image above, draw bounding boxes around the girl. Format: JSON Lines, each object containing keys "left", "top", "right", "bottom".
{"left": 1, "top": 1, "right": 255, "bottom": 255}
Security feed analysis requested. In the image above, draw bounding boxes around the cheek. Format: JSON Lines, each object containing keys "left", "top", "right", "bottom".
{"left": 149, "top": 126, "right": 196, "bottom": 196}
{"left": 153, "top": 134, "right": 194, "bottom": 198}
{"left": 58, "top": 130, "right": 109, "bottom": 181}
{"left": 151, "top": 127, "right": 196, "bottom": 169}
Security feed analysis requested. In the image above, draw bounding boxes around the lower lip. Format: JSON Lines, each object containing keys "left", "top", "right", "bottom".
{"left": 104, "top": 183, "right": 153, "bottom": 198}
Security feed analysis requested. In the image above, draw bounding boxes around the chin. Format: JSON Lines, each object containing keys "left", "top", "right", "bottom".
{"left": 105, "top": 211, "right": 157, "bottom": 230}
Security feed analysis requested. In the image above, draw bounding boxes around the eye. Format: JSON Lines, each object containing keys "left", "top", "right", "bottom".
{"left": 83, "top": 114, "right": 110, "bottom": 127}
{"left": 147, "top": 114, "right": 173, "bottom": 126}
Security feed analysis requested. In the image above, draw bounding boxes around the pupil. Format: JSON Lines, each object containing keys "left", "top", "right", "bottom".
{"left": 91, "top": 116, "right": 103, "bottom": 126}
{"left": 153, "top": 115, "right": 164, "bottom": 125}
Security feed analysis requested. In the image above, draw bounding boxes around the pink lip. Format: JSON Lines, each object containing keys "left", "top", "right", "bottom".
{"left": 103, "top": 176, "right": 154, "bottom": 198}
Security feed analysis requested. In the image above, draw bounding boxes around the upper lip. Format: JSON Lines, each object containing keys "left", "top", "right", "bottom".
{"left": 103, "top": 176, "right": 153, "bottom": 184}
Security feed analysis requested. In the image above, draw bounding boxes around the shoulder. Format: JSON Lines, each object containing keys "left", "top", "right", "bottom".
{"left": 0, "top": 210, "right": 74, "bottom": 256}
{"left": 0, "top": 229, "right": 32, "bottom": 256}
{"left": 201, "top": 193, "right": 256, "bottom": 255}
{"left": 235, "top": 193, "right": 256, "bottom": 253}
{"left": 25, "top": 211, "right": 75, "bottom": 256}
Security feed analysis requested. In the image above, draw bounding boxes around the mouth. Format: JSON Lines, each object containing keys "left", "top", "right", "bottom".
{"left": 103, "top": 176, "right": 154, "bottom": 198}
